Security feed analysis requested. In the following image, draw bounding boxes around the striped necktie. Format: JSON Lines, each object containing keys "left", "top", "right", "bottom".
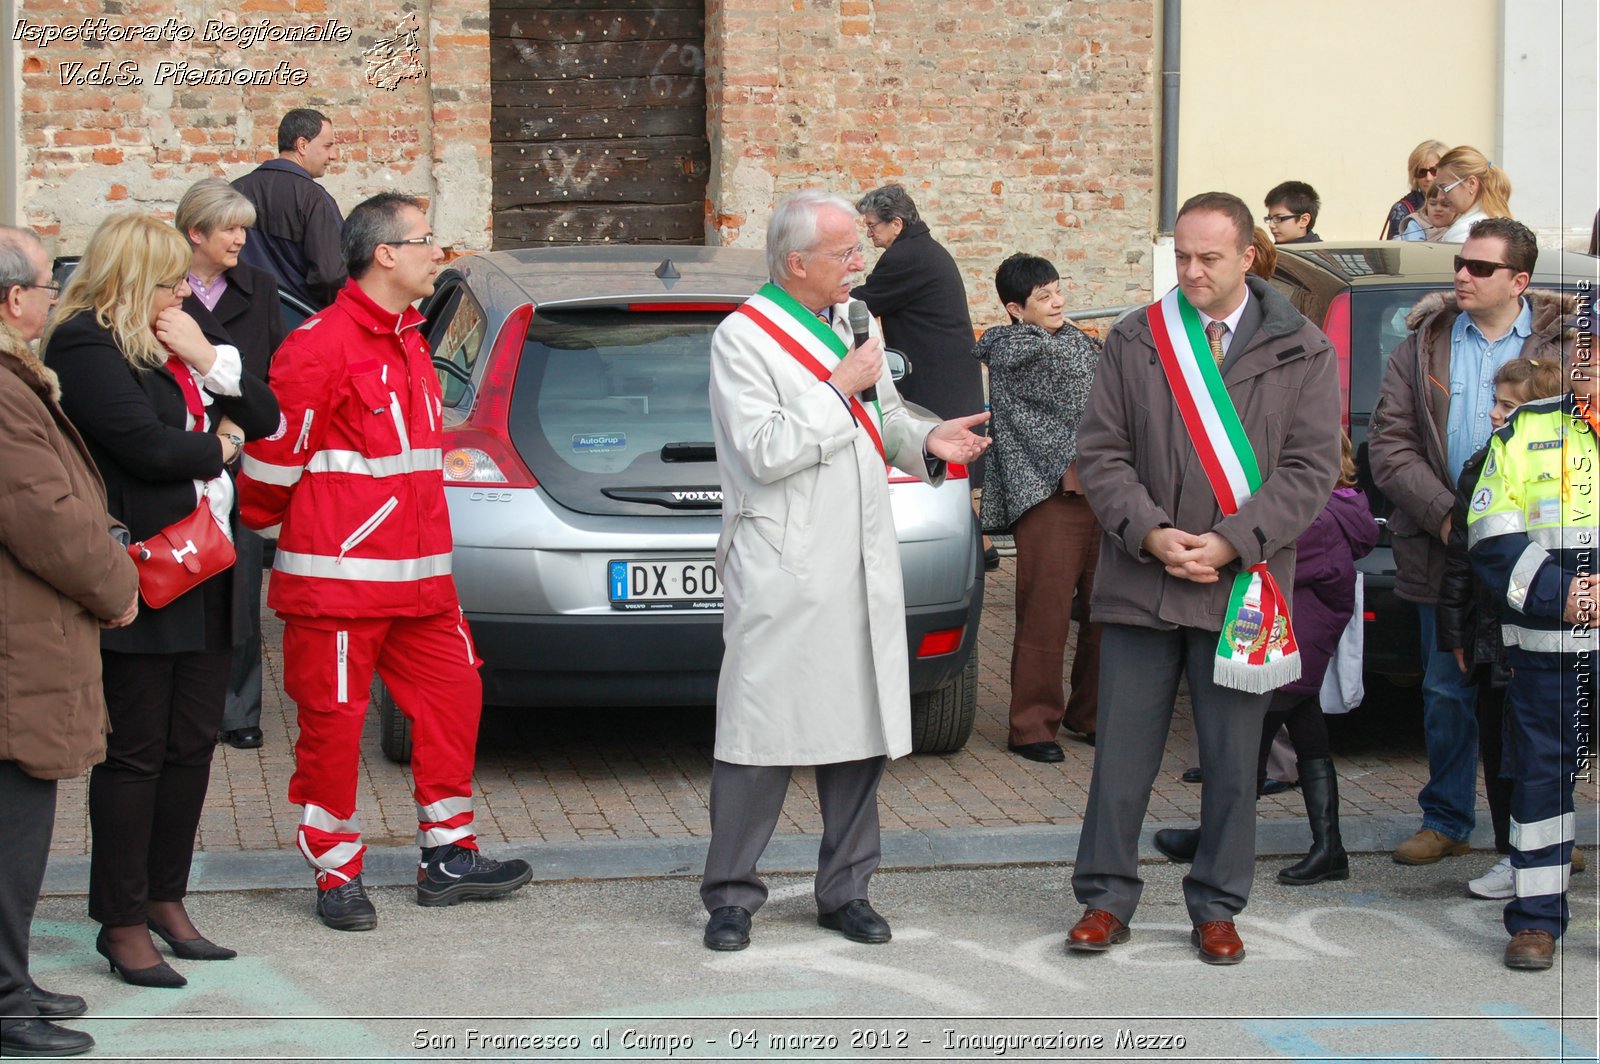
{"left": 1205, "top": 320, "right": 1227, "bottom": 367}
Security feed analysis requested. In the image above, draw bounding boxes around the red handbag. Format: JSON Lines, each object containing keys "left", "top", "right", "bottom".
{"left": 128, "top": 492, "right": 236, "bottom": 609}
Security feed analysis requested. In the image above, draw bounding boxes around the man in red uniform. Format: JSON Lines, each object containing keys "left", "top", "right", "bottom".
{"left": 238, "top": 193, "right": 530, "bottom": 931}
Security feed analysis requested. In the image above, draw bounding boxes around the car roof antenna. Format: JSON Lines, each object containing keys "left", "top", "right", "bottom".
{"left": 655, "top": 259, "right": 681, "bottom": 289}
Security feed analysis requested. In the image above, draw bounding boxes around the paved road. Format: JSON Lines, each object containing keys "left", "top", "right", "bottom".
{"left": 28, "top": 858, "right": 1599, "bottom": 1062}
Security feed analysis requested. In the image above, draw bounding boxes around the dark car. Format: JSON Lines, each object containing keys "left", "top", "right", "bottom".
{"left": 1269, "top": 241, "right": 1596, "bottom": 683}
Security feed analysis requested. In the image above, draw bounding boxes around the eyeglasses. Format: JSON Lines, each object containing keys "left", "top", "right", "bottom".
{"left": 815, "top": 242, "right": 863, "bottom": 266}
{"left": 1453, "top": 256, "right": 1517, "bottom": 278}
{"left": 1436, "top": 175, "right": 1468, "bottom": 196}
{"left": 1262, "top": 213, "right": 1300, "bottom": 224}
{"left": 1414, "top": 165, "right": 1438, "bottom": 179}
{"left": 154, "top": 279, "right": 187, "bottom": 291}
{"left": 384, "top": 234, "right": 435, "bottom": 246}
{"left": 21, "top": 281, "right": 61, "bottom": 295}
{"left": 865, "top": 219, "right": 893, "bottom": 232}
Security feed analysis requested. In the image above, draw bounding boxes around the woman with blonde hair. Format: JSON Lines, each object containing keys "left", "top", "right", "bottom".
{"left": 1433, "top": 145, "right": 1513, "bottom": 242}
{"left": 42, "top": 213, "right": 277, "bottom": 988}
{"left": 1382, "top": 139, "right": 1448, "bottom": 239}
{"left": 176, "top": 177, "right": 288, "bottom": 751}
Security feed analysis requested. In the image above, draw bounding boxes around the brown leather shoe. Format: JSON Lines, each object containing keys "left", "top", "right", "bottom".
{"left": 1393, "top": 828, "right": 1470, "bottom": 865}
{"left": 1573, "top": 847, "right": 1586, "bottom": 874}
{"left": 1191, "top": 920, "right": 1245, "bottom": 965}
{"left": 1066, "top": 909, "right": 1129, "bottom": 952}
{"left": 1504, "top": 929, "right": 1555, "bottom": 970}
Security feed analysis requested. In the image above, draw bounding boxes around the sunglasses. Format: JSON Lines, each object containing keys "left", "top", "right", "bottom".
{"left": 1414, "top": 165, "right": 1438, "bottom": 179}
{"left": 1453, "top": 256, "right": 1518, "bottom": 278}
{"left": 1436, "top": 175, "right": 1468, "bottom": 196}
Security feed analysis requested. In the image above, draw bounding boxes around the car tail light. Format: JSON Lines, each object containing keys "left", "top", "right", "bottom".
{"left": 1322, "top": 291, "right": 1353, "bottom": 434}
{"left": 916, "top": 626, "right": 965, "bottom": 657}
{"left": 1363, "top": 611, "right": 1376, "bottom": 622}
{"left": 444, "top": 303, "right": 539, "bottom": 489}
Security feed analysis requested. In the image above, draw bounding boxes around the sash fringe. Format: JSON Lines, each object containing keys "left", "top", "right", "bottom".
{"left": 1214, "top": 651, "right": 1302, "bottom": 694}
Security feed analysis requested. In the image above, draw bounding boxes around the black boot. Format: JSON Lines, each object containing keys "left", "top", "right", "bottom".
{"left": 1277, "top": 758, "right": 1348, "bottom": 885}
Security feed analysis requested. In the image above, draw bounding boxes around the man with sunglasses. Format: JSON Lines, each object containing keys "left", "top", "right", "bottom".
{"left": 239, "top": 194, "right": 533, "bottom": 932}
{"left": 1370, "top": 217, "right": 1577, "bottom": 872}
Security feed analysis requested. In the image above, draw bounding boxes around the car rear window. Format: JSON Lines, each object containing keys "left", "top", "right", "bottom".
{"left": 1350, "top": 287, "right": 1432, "bottom": 421}
{"left": 506, "top": 308, "right": 726, "bottom": 517}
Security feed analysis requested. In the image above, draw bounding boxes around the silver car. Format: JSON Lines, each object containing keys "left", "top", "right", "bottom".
{"left": 373, "top": 246, "right": 985, "bottom": 759}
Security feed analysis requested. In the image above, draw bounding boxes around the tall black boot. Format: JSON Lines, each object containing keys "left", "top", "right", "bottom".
{"left": 1277, "top": 757, "right": 1348, "bottom": 885}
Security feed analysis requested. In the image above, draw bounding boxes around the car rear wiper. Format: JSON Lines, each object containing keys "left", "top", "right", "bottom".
{"left": 661, "top": 442, "right": 716, "bottom": 462}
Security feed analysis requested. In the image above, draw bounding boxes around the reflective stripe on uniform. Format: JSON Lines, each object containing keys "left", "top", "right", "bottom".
{"left": 241, "top": 454, "right": 305, "bottom": 487}
{"left": 1500, "top": 623, "right": 1598, "bottom": 653}
{"left": 1510, "top": 810, "right": 1575, "bottom": 852}
{"left": 274, "top": 550, "right": 454, "bottom": 582}
{"left": 1528, "top": 525, "right": 1600, "bottom": 550}
{"left": 299, "top": 838, "right": 365, "bottom": 874}
{"left": 300, "top": 804, "right": 362, "bottom": 834}
{"left": 308, "top": 447, "right": 443, "bottom": 479}
{"left": 1514, "top": 862, "right": 1571, "bottom": 898}
{"left": 418, "top": 822, "right": 475, "bottom": 848}
{"left": 418, "top": 796, "right": 472, "bottom": 825}
{"left": 1506, "top": 542, "right": 1551, "bottom": 612}
{"left": 1468, "top": 508, "right": 1525, "bottom": 548}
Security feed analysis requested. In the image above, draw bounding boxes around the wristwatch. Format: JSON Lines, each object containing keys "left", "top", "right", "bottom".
{"left": 222, "top": 431, "right": 244, "bottom": 456}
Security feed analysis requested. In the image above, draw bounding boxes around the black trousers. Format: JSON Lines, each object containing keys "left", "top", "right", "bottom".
{"left": 1256, "top": 688, "right": 1332, "bottom": 776}
{"left": 0, "top": 762, "right": 55, "bottom": 1027}
{"left": 89, "top": 646, "right": 230, "bottom": 926}
{"left": 1476, "top": 678, "right": 1513, "bottom": 854}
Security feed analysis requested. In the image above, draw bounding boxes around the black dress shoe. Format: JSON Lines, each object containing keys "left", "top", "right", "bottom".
{"left": 148, "top": 917, "right": 237, "bottom": 960}
{"left": 220, "top": 727, "right": 264, "bottom": 749}
{"left": 1008, "top": 741, "right": 1065, "bottom": 763}
{"left": 703, "top": 905, "right": 752, "bottom": 951}
{"left": 1258, "top": 777, "right": 1294, "bottom": 797}
{"left": 1153, "top": 827, "right": 1200, "bottom": 863}
{"left": 1181, "top": 767, "right": 1203, "bottom": 784}
{"left": 0, "top": 1017, "right": 95, "bottom": 1057}
{"left": 818, "top": 899, "right": 891, "bottom": 944}
{"left": 26, "top": 982, "right": 86, "bottom": 1019}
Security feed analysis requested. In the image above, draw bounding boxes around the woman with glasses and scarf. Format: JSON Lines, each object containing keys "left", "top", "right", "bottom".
{"left": 42, "top": 213, "right": 277, "bottom": 990}
{"left": 1382, "top": 139, "right": 1448, "bottom": 240}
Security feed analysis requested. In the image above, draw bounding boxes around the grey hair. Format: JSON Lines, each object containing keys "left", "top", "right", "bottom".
{"left": 175, "top": 177, "right": 257, "bottom": 241}
{"left": 855, "top": 184, "right": 920, "bottom": 227}
{"left": 0, "top": 225, "right": 46, "bottom": 295}
{"left": 342, "top": 191, "right": 427, "bottom": 279}
{"left": 767, "top": 190, "right": 858, "bottom": 281}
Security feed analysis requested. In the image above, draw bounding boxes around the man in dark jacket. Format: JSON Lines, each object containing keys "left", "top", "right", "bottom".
{"left": 0, "top": 225, "right": 139, "bottom": 1058}
{"left": 1368, "top": 218, "right": 1573, "bottom": 869}
{"left": 1066, "top": 192, "right": 1340, "bottom": 966}
{"left": 233, "top": 108, "right": 345, "bottom": 309}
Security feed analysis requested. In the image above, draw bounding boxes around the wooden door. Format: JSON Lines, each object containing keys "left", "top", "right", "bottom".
{"left": 491, "top": 0, "right": 709, "bottom": 247}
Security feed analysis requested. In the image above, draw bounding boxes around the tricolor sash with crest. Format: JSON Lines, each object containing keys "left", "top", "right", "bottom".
{"left": 736, "top": 282, "right": 886, "bottom": 462}
{"left": 1146, "top": 288, "right": 1301, "bottom": 692}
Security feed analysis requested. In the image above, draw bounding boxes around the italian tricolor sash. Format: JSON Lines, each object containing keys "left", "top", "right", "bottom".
{"left": 1147, "top": 289, "right": 1301, "bottom": 693}
{"left": 736, "top": 282, "right": 886, "bottom": 462}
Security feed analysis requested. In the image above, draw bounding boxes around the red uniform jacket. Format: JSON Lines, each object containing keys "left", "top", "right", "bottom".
{"left": 238, "top": 283, "right": 457, "bottom": 618}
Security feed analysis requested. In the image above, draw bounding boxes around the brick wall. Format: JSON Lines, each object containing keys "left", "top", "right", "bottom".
{"left": 14, "top": 0, "right": 491, "bottom": 254}
{"left": 706, "top": 0, "right": 1158, "bottom": 322}
{"left": 16, "top": 0, "right": 1155, "bottom": 318}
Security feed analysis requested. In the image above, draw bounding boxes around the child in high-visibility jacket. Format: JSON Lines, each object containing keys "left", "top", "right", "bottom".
{"left": 1467, "top": 346, "right": 1597, "bottom": 970}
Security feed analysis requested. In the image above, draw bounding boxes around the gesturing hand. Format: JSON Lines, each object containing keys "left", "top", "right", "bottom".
{"left": 925, "top": 412, "right": 993, "bottom": 464}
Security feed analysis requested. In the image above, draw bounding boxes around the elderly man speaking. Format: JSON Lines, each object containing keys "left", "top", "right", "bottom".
{"left": 700, "top": 190, "right": 991, "bottom": 951}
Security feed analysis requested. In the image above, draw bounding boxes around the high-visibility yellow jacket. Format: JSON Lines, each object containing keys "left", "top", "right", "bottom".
{"left": 1467, "top": 392, "right": 1600, "bottom": 663}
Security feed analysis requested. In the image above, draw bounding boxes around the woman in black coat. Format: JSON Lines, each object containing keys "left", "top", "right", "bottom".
{"left": 43, "top": 213, "right": 278, "bottom": 988}
{"left": 177, "top": 178, "right": 289, "bottom": 751}
{"left": 850, "top": 185, "right": 984, "bottom": 480}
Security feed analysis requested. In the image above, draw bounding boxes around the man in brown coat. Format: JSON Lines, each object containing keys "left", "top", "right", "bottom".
{"left": 1065, "top": 193, "right": 1340, "bottom": 965}
{"left": 0, "top": 225, "right": 139, "bottom": 1058}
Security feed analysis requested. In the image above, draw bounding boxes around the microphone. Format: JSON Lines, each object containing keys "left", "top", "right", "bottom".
{"left": 847, "top": 301, "right": 875, "bottom": 403}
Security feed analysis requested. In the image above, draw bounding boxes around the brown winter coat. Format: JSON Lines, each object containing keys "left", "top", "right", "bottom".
{"left": 1367, "top": 289, "right": 1574, "bottom": 604}
{"left": 0, "top": 324, "right": 139, "bottom": 779}
{"left": 1078, "top": 277, "right": 1342, "bottom": 631}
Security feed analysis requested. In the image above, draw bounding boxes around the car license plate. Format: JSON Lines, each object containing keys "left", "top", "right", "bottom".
{"left": 608, "top": 558, "right": 722, "bottom": 611}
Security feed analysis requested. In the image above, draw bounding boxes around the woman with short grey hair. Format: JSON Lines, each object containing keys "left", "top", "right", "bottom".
{"left": 175, "top": 177, "right": 289, "bottom": 752}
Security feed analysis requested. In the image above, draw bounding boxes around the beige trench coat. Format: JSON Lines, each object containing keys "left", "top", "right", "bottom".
{"left": 709, "top": 296, "right": 943, "bottom": 765}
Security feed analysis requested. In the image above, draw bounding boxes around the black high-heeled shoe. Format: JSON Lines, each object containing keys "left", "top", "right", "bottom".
{"left": 95, "top": 928, "right": 187, "bottom": 988}
{"left": 147, "top": 917, "right": 237, "bottom": 961}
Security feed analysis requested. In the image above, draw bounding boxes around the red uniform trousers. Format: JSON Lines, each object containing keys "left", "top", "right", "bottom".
{"left": 282, "top": 610, "right": 483, "bottom": 886}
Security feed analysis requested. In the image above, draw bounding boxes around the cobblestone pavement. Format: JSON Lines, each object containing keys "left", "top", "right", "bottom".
{"left": 47, "top": 562, "right": 1439, "bottom": 857}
